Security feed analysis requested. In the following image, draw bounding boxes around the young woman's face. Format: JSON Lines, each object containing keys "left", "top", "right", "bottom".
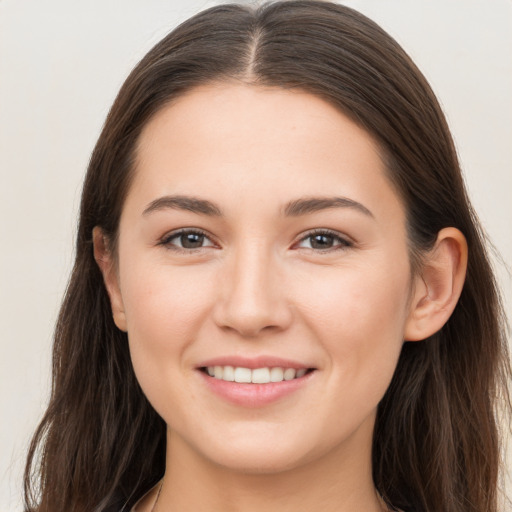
{"left": 110, "top": 84, "right": 417, "bottom": 473}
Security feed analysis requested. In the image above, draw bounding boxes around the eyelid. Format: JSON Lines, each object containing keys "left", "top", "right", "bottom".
{"left": 158, "top": 227, "right": 219, "bottom": 251}
{"left": 157, "top": 227, "right": 353, "bottom": 253}
{"left": 292, "top": 228, "right": 354, "bottom": 250}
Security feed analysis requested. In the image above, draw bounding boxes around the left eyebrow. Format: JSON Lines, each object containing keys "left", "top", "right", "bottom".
{"left": 283, "top": 196, "right": 374, "bottom": 218}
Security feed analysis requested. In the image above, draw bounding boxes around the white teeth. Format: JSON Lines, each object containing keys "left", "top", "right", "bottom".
{"left": 214, "top": 366, "right": 223, "bottom": 379}
{"left": 205, "top": 366, "right": 309, "bottom": 383}
{"left": 251, "top": 368, "right": 270, "bottom": 384}
{"left": 283, "top": 368, "right": 296, "bottom": 380}
{"left": 234, "top": 367, "right": 252, "bottom": 383}
{"left": 223, "top": 365, "right": 235, "bottom": 381}
{"left": 270, "top": 367, "right": 284, "bottom": 382}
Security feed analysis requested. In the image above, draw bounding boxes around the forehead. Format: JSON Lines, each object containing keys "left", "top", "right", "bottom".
{"left": 137, "top": 83, "right": 380, "bottom": 167}
{"left": 129, "top": 83, "right": 404, "bottom": 224}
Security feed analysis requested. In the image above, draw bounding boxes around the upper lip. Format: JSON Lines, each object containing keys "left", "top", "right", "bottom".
{"left": 196, "top": 355, "right": 315, "bottom": 370}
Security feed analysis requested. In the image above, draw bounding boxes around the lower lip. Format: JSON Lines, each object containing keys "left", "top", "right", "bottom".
{"left": 198, "top": 370, "right": 315, "bottom": 407}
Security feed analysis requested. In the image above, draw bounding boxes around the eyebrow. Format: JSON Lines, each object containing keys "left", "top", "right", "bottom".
{"left": 283, "top": 196, "right": 374, "bottom": 218}
{"left": 143, "top": 195, "right": 222, "bottom": 216}
{"left": 142, "top": 194, "right": 373, "bottom": 218}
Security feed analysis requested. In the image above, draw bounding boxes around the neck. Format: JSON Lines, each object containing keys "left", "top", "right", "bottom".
{"left": 156, "top": 420, "right": 384, "bottom": 512}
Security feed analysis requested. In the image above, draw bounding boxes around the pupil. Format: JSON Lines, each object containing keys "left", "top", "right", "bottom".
{"left": 311, "top": 234, "right": 333, "bottom": 249}
{"left": 181, "top": 233, "right": 204, "bottom": 248}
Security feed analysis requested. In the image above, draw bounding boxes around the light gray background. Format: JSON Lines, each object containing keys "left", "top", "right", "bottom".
{"left": 1, "top": 0, "right": 511, "bottom": 510}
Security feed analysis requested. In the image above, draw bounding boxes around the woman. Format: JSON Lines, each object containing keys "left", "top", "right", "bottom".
{"left": 24, "top": 2, "right": 511, "bottom": 511}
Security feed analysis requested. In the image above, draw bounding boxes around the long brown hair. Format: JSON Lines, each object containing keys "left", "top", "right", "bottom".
{"left": 24, "top": 2, "right": 511, "bottom": 511}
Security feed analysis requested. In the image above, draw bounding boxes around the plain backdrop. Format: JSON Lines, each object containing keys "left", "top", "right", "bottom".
{"left": 1, "top": 0, "right": 511, "bottom": 510}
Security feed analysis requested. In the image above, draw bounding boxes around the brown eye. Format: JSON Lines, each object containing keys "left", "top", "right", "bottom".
{"left": 180, "top": 232, "right": 205, "bottom": 249}
{"left": 162, "top": 230, "right": 215, "bottom": 251}
{"left": 310, "top": 234, "right": 336, "bottom": 249}
{"left": 297, "top": 230, "right": 352, "bottom": 251}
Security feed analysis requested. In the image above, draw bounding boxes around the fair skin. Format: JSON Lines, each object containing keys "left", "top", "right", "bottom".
{"left": 94, "top": 83, "right": 467, "bottom": 512}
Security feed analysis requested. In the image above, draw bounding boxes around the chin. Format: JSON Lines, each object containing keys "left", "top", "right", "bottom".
{"left": 191, "top": 428, "right": 324, "bottom": 475}
{"left": 208, "top": 447, "right": 308, "bottom": 475}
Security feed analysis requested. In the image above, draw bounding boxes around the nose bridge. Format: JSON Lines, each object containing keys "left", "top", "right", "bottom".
{"left": 214, "top": 238, "right": 291, "bottom": 336}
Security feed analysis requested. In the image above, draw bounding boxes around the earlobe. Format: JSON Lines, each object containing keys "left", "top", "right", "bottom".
{"left": 92, "top": 227, "right": 127, "bottom": 332}
{"left": 404, "top": 227, "right": 468, "bottom": 341}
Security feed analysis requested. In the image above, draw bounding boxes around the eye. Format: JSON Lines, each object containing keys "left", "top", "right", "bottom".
{"left": 160, "top": 229, "right": 216, "bottom": 251}
{"left": 296, "top": 230, "right": 352, "bottom": 251}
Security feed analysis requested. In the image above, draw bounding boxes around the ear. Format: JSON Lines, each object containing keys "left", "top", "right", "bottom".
{"left": 92, "top": 227, "right": 127, "bottom": 332}
{"left": 404, "top": 227, "right": 468, "bottom": 341}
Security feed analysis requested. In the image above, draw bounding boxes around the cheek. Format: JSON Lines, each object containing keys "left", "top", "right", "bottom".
{"left": 119, "top": 261, "right": 220, "bottom": 428}
{"left": 297, "top": 261, "right": 410, "bottom": 334}
{"left": 119, "top": 260, "right": 215, "bottom": 370}
{"left": 292, "top": 259, "right": 411, "bottom": 386}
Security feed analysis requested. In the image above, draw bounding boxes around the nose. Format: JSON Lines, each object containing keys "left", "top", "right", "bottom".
{"left": 212, "top": 243, "right": 293, "bottom": 338}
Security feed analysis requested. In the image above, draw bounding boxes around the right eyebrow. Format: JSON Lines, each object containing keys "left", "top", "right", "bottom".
{"left": 142, "top": 195, "right": 223, "bottom": 217}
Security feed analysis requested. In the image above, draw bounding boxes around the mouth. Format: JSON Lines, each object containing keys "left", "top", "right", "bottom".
{"left": 200, "top": 365, "right": 315, "bottom": 384}
{"left": 196, "top": 357, "right": 317, "bottom": 406}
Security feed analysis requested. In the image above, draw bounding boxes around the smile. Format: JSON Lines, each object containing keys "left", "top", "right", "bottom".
{"left": 204, "top": 366, "right": 309, "bottom": 383}
{"left": 197, "top": 357, "right": 316, "bottom": 406}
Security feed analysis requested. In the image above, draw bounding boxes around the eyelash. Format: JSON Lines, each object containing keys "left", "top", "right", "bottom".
{"left": 293, "top": 229, "right": 353, "bottom": 252}
{"left": 158, "top": 228, "right": 353, "bottom": 253}
{"left": 158, "top": 228, "right": 216, "bottom": 253}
